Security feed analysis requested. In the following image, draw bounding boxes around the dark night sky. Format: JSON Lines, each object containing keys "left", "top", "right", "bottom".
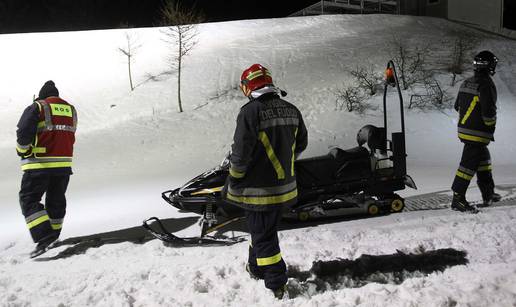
{"left": 0, "top": 0, "right": 319, "bottom": 34}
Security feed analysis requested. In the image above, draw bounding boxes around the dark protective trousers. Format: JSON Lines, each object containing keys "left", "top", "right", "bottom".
{"left": 452, "top": 143, "right": 494, "bottom": 199}
{"left": 245, "top": 208, "right": 287, "bottom": 290}
{"left": 19, "top": 173, "right": 70, "bottom": 243}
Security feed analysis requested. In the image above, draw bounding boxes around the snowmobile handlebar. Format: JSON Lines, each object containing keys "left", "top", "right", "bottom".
{"left": 383, "top": 60, "right": 405, "bottom": 138}
{"left": 217, "top": 152, "right": 231, "bottom": 170}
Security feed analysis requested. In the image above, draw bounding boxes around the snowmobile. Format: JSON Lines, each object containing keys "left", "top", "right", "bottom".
{"left": 144, "top": 61, "right": 416, "bottom": 242}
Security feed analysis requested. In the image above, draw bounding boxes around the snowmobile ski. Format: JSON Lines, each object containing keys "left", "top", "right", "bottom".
{"left": 142, "top": 217, "right": 245, "bottom": 247}
{"left": 201, "top": 216, "right": 245, "bottom": 237}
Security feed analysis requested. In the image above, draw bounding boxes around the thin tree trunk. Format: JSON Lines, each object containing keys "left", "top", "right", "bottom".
{"left": 177, "top": 32, "right": 183, "bottom": 113}
{"left": 178, "top": 59, "right": 182, "bottom": 112}
{"left": 400, "top": 46, "right": 408, "bottom": 90}
{"left": 128, "top": 55, "right": 134, "bottom": 91}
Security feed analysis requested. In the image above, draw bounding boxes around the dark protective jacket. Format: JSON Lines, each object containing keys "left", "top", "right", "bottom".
{"left": 454, "top": 72, "right": 497, "bottom": 145}
{"left": 226, "top": 92, "right": 308, "bottom": 211}
{"left": 16, "top": 97, "right": 77, "bottom": 173}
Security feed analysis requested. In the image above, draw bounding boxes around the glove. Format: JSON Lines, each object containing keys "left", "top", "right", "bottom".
{"left": 16, "top": 146, "right": 32, "bottom": 158}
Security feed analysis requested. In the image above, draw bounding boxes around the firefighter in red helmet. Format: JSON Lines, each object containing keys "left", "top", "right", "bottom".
{"left": 16, "top": 80, "right": 77, "bottom": 257}
{"left": 225, "top": 64, "right": 308, "bottom": 298}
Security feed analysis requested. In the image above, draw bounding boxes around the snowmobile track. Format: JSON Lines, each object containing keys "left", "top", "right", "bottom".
{"left": 404, "top": 192, "right": 453, "bottom": 211}
{"left": 404, "top": 184, "right": 516, "bottom": 211}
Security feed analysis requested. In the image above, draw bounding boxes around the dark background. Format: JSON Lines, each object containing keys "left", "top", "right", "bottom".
{"left": 504, "top": 0, "right": 516, "bottom": 30}
{"left": 0, "top": 0, "right": 318, "bottom": 34}
{"left": 1, "top": 0, "right": 514, "bottom": 34}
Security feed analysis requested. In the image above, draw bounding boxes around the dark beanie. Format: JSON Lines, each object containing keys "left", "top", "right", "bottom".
{"left": 38, "top": 80, "right": 59, "bottom": 100}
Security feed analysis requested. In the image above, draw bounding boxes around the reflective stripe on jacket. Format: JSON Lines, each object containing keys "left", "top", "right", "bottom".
{"left": 16, "top": 97, "right": 77, "bottom": 171}
{"left": 454, "top": 73, "right": 497, "bottom": 145}
{"left": 227, "top": 91, "right": 308, "bottom": 211}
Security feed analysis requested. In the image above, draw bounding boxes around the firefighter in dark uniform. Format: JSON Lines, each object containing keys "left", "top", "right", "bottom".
{"left": 451, "top": 51, "right": 501, "bottom": 213}
{"left": 225, "top": 64, "right": 308, "bottom": 298}
{"left": 16, "top": 80, "right": 78, "bottom": 257}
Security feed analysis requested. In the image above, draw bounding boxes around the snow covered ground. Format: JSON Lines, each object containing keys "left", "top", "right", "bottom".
{"left": 1, "top": 14, "right": 516, "bottom": 306}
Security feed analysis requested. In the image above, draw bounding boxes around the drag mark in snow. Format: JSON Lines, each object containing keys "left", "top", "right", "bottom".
{"left": 285, "top": 248, "right": 468, "bottom": 298}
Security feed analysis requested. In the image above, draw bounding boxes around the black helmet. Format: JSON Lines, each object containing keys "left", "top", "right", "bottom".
{"left": 473, "top": 50, "right": 498, "bottom": 76}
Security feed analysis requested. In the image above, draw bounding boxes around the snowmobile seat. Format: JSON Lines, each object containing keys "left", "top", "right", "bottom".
{"left": 295, "top": 146, "right": 371, "bottom": 188}
{"left": 296, "top": 153, "right": 336, "bottom": 187}
{"left": 329, "top": 146, "right": 370, "bottom": 162}
{"left": 330, "top": 146, "right": 372, "bottom": 180}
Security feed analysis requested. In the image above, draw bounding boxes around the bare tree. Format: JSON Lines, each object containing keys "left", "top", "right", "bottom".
{"left": 447, "top": 32, "right": 481, "bottom": 86}
{"left": 391, "top": 36, "right": 409, "bottom": 89}
{"left": 118, "top": 32, "right": 141, "bottom": 91}
{"left": 161, "top": 0, "right": 204, "bottom": 112}
{"left": 335, "top": 83, "right": 369, "bottom": 113}
{"left": 390, "top": 36, "right": 429, "bottom": 90}
{"left": 349, "top": 65, "right": 382, "bottom": 96}
{"left": 409, "top": 78, "right": 448, "bottom": 109}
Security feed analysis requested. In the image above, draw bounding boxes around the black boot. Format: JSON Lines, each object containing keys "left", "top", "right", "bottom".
{"left": 451, "top": 193, "right": 479, "bottom": 213}
{"left": 245, "top": 263, "right": 264, "bottom": 280}
{"left": 478, "top": 192, "right": 502, "bottom": 207}
{"left": 30, "top": 232, "right": 59, "bottom": 258}
{"left": 272, "top": 284, "right": 287, "bottom": 299}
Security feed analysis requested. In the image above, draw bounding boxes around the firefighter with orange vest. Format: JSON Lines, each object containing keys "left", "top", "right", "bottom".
{"left": 16, "top": 80, "right": 77, "bottom": 257}
{"left": 451, "top": 51, "right": 501, "bottom": 213}
{"left": 225, "top": 64, "right": 308, "bottom": 298}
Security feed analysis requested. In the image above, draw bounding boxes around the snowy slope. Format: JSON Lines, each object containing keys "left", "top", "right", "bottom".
{"left": 1, "top": 14, "right": 516, "bottom": 306}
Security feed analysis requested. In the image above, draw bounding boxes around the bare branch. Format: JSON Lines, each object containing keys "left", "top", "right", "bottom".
{"left": 390, "top": 35, "right": 431, "bottom": 90}
{"left": 447, "top": 30, "right": 482, "bottom": 86}
{"left": 349, "top": 65, "right": 382, "bottom": 96}
{"left": 160, "top": 0, "right": 204, "bottom": 113}
{"left": 334, "top": 82, "right": 373, "bottom": 114}
{"left": 118, "top": 32, "right": 142, "bottom": 91}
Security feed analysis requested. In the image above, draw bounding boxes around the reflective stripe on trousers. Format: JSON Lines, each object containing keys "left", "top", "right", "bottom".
{"left": 25, "top": 210, "right": 50, "bottom": 229}
{"left": 257, "top": 252, "right": 283, "bottom": 266}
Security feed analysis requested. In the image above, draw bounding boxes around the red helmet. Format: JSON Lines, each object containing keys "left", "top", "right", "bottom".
{"left": 240, "top": 64, "right": 273, "bottom": 96}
